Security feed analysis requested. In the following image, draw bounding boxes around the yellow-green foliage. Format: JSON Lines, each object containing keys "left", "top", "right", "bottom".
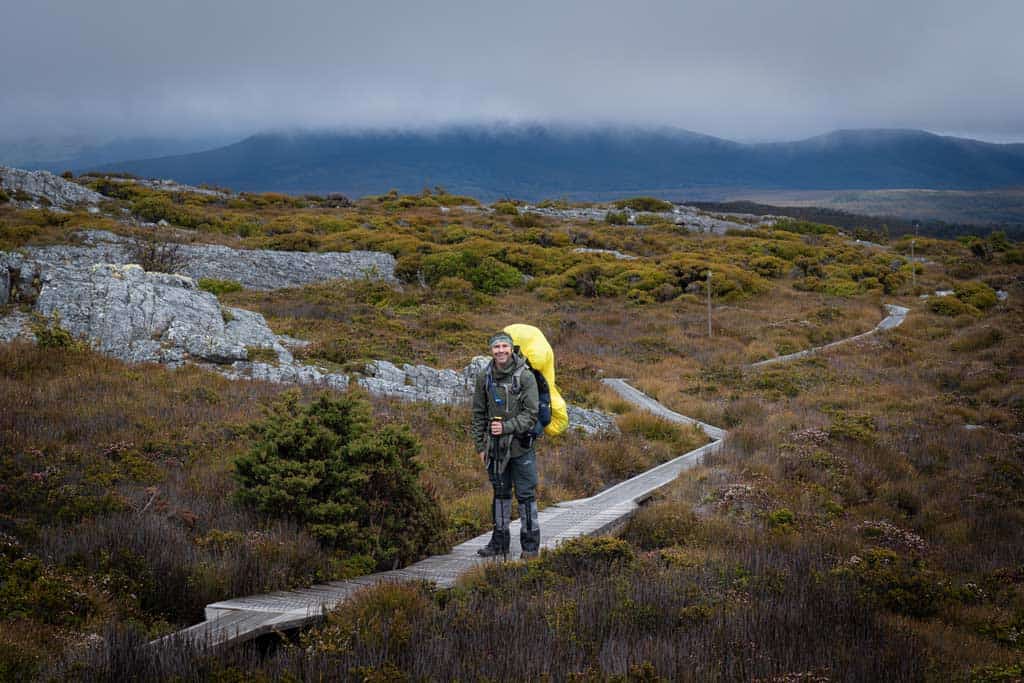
{"left": 930, "top": 295, "right": 981, "bottom": 317}
{"left": 660, "top": 255, "right": 770, "bottom": 300}
{"left": 614, "top": 197, "right": 673, "bottom": 212}
{"left": 954, "top": 281, "right": 999, "bottom": 310}
{"left": 198, "top": 278, "right": 243, "bottom": 296}
{"left": 304, "top": 582, "right": 437, "bottom": 657}
{"left": 621, "top": 501, "right": 698, "bottom": 549}
{"left": 539, "top": 536, "right": 636, "bottom": 575}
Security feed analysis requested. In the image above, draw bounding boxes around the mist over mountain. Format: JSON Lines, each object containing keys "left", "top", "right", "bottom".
{"left": 99, "top": 126, "right": 1024, "bottom": 201}
{"left": 0, "top": 135, "right": 233, "bottom": 173}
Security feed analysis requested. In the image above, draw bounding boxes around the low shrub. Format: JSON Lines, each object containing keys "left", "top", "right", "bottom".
{"left": 621, "top": 501, "right": 698, "bottom": 550}
{"left": 127, "top": 234, "right": 187, "bottom": 274}
{"left": 614, "top": 197, "right": 673, "bottom": 212}
{"left": 234, "top": 392, "right": 448, "bottom": 569}
{"left": 197, "top": 278, "right": 243, "bottom": 296}
{"left": 955, "top": 281, "right": 999, "bottom": 310}
{"left": 831, "top": 548, "right": 950, "bottom": 618}
{"left": 929, "top": 295, "right": 980, "bottom": 317}
{"left": 540, "top": 536, "right": 636, "bottom": 575}
{"left": 303, "top": 582, "right": 437, "bottom": 658}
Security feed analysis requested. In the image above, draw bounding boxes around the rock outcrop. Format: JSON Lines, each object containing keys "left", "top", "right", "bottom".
{"left": 2, "top": 242, "right": 614, "bottom": 435}
{"left": 516, "top": 203, "right": 775, "bottom": 235}
{"left": 22, "top": 230, "right": 396, "bottom": 290}
{"left": 0, "top": 252, "right": 350, "bottom": 392}
{"left": 0, "top": 167, "right": 107, "bottom": 207}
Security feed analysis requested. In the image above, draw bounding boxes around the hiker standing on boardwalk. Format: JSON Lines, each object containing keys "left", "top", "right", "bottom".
{"left": 472, "top": 331, "right": 541, "bottom": 559}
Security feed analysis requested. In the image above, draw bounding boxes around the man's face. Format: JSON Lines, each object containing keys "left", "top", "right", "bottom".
{"left": 490, "top": 340, "right": 512, "bottom": 368}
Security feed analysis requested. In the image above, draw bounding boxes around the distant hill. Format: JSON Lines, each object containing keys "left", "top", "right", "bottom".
{"left": 0, "top": 135, "right": 234, "bottom": 173}
{"left": 99, "top": 126, "right": 1024, "bottom": 201}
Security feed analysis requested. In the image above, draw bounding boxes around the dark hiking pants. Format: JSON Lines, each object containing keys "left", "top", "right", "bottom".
{"left": 489, "top": 449, "right": 540, "bottom": 553}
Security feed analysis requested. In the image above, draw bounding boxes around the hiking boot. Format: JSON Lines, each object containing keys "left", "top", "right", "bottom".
{"left": 477, "top": 529, "right": 510, "bottom": 558}
{"left": 520, "top": 550, "right": 539, "bottom": 560}
{"left": 477, "top": 544, "right": 508, "bottom": 559}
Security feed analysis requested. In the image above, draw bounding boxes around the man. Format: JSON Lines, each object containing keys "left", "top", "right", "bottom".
{"left": 472, "top": 331, "right": 541, "bottom": 559}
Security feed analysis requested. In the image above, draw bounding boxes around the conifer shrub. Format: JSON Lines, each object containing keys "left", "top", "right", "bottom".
{"left": 234, "top": 392, "right": 448, "bottom": 569}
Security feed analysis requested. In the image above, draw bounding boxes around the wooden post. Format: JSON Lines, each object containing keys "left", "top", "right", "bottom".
{"left": 911, "top": 239, "right": 916, "bottom": 292}
{"left": 706, "top": 269, "right": 712, "bottom": 338}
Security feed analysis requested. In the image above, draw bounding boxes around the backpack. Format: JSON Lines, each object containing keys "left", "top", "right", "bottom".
{"left": 485, "top": 355, "right": 552, "bottom": 444}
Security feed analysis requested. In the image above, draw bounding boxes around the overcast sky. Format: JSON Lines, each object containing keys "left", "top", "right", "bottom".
{"left": 3, "top": 0, "right": 1023, "bottom": 145}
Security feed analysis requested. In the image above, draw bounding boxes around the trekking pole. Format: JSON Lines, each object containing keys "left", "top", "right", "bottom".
{"left": 488, "top": 417, "right": 503, "bottom": 475}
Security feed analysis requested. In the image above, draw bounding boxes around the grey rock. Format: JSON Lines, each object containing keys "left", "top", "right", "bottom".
{"left": 513, "top": 203, "right": 775, "bottom": 235}
{"left": 23, "top": 230, "right": 396, "bottom": 290}
{"left": 573, "top": 248, "right": 637, "bottom": 260}
{"left": 223, "top": 361, "right": 349, "bottom": 392}
{"left": 0, "top": 311, "right": 33, "bottom": 343}
{"left": 567, "top": 405, "right": 619, "bottom": 434}
{"left": 0, "top": 166, "right": 106, "bottom": 207}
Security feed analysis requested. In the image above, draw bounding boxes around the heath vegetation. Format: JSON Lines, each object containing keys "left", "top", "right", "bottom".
{"left": 1, "top": 179, "right": 1021, "bottom": 680}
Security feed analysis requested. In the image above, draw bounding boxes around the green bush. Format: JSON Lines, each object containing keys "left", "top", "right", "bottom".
{"left": 773, "top": 219, "right": 838, "bottom": 235}
{"left": 748, "top": 255, "right": 788, "bottom": 278}
{"left": 30, "top": 312, "right": 84, "bottom": 350}
{"left": 198, "top": 278, "right": 243, "bottom": 296}
{"left": 929, "top": 295, "right": 980, "bottom": 317}
{"left": 605, "top": 210, "right": 628, "bottom": 225}
{"left": 955, "top": 281, "right": 999, "bottom": 310}
{"left": 832, "top": 548, "right": 950, "bottom": 618}
{"left": 614, "top": 197, "right": 673, "bottom": 212}
{"left": 304, "top": 582, "right": 437, "bottom": 658}
{"left": 419, "top": 250, "right": 522, "bottom": 294}
{"left": 621, "top": 502, "right": 698, "bottom": 550}
{"left": 540, "top": 536, "right": 636, "bottom": 575}
{"left": 234, "top": 393, "right": 448, "bottom": 569}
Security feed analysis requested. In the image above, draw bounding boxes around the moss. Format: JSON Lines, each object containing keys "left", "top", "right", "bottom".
{"left": 198, "top": 278, "right": 243, "bottom": 296}
{"left": 245, "top": 346, "right": 278, "bottom": 364}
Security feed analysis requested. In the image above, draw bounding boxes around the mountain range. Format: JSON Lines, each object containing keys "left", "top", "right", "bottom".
{"left": 95, "top": 126, "right": 1024, "bottom": 201}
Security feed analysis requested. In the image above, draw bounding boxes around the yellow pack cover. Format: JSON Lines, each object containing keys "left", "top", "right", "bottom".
{"left": 503, "top": 323, "right": 569, "bottom": 436}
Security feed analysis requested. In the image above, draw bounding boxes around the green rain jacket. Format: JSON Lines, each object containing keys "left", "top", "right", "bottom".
{"left": 472, "top": 351, "right": 540, "bottom": 462}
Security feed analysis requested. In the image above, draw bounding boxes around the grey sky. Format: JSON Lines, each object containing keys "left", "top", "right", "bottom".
{"left": 3, "top": 0, "right": 1023, "bottom": 144}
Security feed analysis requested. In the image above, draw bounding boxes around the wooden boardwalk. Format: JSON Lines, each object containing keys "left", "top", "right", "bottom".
{"left": 160, "top": 302, "right": 908, "bottom": 650}
{"left": 749, "top": 304, "right": 908, "bottom": 368}
{"left": 159, "top": 380, "right": 724, "bottom": 649}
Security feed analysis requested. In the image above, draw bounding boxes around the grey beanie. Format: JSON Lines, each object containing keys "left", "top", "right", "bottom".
{"left": 488, "top": 331, "right": 514, "bottom": 347}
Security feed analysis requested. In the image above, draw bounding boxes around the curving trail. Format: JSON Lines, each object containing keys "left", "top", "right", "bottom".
{"left": 158, "top": 303, "right": 906, "bottom": 650}
{"left": 749, "top": 304, "right": 908, "bottom": 368}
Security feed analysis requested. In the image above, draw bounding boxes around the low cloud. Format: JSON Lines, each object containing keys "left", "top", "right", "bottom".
{"left": 2, "top": 0, "right": 1022, "bottom": 143}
